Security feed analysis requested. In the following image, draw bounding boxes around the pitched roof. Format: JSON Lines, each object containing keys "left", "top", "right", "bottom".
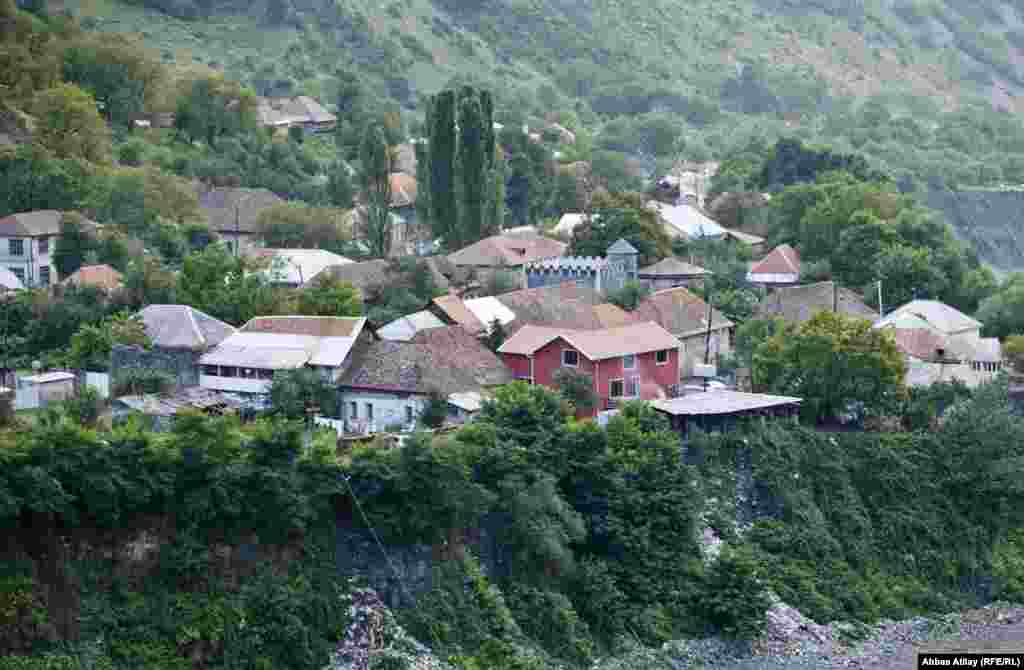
{"left": 255, "top": 96, "right": 337, "bottom": 127}
{"left": 241, "top": 315, "right": 366, "bottom": 338}
{"left": 496, "top": 283, "right": 623, "bottom": 332}
{"left": 638, "top": 257, "right": 710, "bottom": 277}
{"left": 389, "top": 173, "right": 418, "bottom": 208}
{"left": 498, "top": 321, "right": 681, "bottom": 360}
{"left": 646, "top": 201, "right": 726, "bottom": 239}
{"left": 257, "top": 248, "right": 353, "bottom": 285}
{"left": 755, "top": 281, "right": 877, "bottom": 326}
{"left": 339, "top": 326, "right": 513, "bottom": 394}
{"left": 197, "top": 187, "right": 285, "bottom": 233}
{"left": 0, "top": 210, "right": 96, "bottom": 237}
{"left": 875, "top": 300, "right": 982, "bottom": 336}
{"left": 650, "top": 390, "right": 802, "bottom": 416}
{"left": 634, "top": 287, "right": 733, "bottom": 337}
{"left": 137, "top": 305, "right": 237, "bottom": 351}
{"left": 607, "top": 238, "right": 638, "bottom": 254}
{"left": 447, "top": 232, "right": 567, "bottom": 267}
{"left": 748, "top": 244, "right": 801, "bottom": 277}
{"left": 377, "top": 310, "right": 446, "bottom": 342}
{"left": 432, "top": 294, "right": 486, "bottom": 334}
{"left": 0, "top": 267, "right": 24, "bottom": 290}
{"left": 722, "top": 228, "right": 765, "bottom": 245}
{"left": 553, "top": 212, "right": 599, "bottom": 236}
{"left": 889, "top": 328, "right": 951, "bottom": 361}
{"left": 61, "top": 264, "right": 123, "bottom": 290}
{"left": 317, "top": 258, "right": 450, "bottom": 296}
{"left": 202, "top": 317, "right": 367, "bottom": 369}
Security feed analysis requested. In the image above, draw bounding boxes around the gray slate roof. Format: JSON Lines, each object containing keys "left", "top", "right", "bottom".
{"left": 137, "top": 305, "right": 237, "bottom": 351}
{"left": 650, "top": 390, "right": 802, "bottom": 416}
{"left": 0, "top": 210, "right": 97, "bottom": 237}
{"left": 755, "top": 281, "right": 877, "bottom": 326}
{"left": 607, "top": 238, "right": 639, "bottom": 254}
{"left": 340, "top": 326, "right": 513, "bottom": 394}
{"left": 197, "top": 187, "right": 284, "bottom": 234}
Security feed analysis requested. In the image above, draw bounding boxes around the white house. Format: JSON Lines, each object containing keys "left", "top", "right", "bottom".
{"left": 0, "top": 210, "right": 95, "bottom": 287}
{"left": 199, "top": 316, "right": 368, "bottom": 394}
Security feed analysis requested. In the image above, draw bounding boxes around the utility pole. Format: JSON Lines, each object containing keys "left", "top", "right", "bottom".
{"left": 877, "top": 280, "right": 883, "bottom": 318}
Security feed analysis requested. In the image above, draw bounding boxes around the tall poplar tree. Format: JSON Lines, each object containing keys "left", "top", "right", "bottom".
{"left": 458, "top": 87, "right": 486, "bottom": 246}
{"left": 360, "top": 125, "right": 393, "bottom": 258}
{"left": 427, "top": 90, "right": 457, "bottom": 247}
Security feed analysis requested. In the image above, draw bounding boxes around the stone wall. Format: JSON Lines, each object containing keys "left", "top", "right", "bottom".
{"left": 111, "top": 345, "right": 202, "bottom": 392}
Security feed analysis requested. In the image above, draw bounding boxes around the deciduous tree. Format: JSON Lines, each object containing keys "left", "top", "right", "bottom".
{"left": 359, "top": 125, "right": 393, "bottom": 258}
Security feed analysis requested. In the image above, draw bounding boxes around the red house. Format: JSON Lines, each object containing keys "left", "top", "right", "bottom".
{"left": 497, "top": 321, "right": 682, "bottom": 415}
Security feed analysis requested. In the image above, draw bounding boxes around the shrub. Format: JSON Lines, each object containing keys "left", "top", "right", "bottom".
{"left": 700, "top": 545, "right": 772, "bottom": 638}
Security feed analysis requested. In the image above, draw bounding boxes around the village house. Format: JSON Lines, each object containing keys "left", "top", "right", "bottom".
{"left": 637, "top": 257, "right": 710, "bottom": 292}
{"left": 199, "top": 316, "right": 369, "bottom": 397}
{"left": 337, "top": 326, "right": 513, "bottom": 434}
{"left": 354, "top": 173, "right": 433, "bottom": 257}
{"left": 447, "top": 230, "right": 567, "bottom": 288}
{"left": 0, "top": 210, "right": 97, "bottom": 287}
{"left": 754, "top": 281, "right": 878, "bottom": 326}
{"left": 111, "top": 304, "right": 237, "bottom": 390}
{"left": 257, "top": 248, "right": 353, "bottom": 287}
{"left": 312, "top": 257, "right": 452, "bottom": 304}
{"left": 746, "top": 244, "right": 801, "bottom": 288}
{"left": 646, "top": 201, "right": 726, "bottom": 240}
{"left": 196, "top": 185, "right": 285, "bottom": 255}
{"left": 430, "top": 283, "right": 631, "bottom": 337}
{"left": 60, "top": 264, "right": 124, "bottom": 292}
{"left": 874, "top": 299, "right": 1003, "bottom": 387}
{"left": 255, "top": 96, "right": 337, "bottom": 134}
{"left": 633, "top": 287, "right": 734, "bottom": 378}
{"left": 650, "top": 390, "right": 802, "bottom": 440}
{"left": 497, "top": 321, "right": 682, "bottom": 415}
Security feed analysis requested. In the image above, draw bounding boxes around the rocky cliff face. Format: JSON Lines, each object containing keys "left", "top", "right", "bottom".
{"left": 928, "top": 187, "right": 1024, "bottom": 276}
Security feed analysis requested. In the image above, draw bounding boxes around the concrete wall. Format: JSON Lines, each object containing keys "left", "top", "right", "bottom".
{"left": 679, "top": 330, "right": 731, "bottom": 377}
{"left": 111, "top": 345, "right": 203, "bottom": 391}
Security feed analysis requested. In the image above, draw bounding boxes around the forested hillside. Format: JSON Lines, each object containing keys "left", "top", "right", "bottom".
{"left": 51, "top": 0, "right": 1024, "bottom": 190}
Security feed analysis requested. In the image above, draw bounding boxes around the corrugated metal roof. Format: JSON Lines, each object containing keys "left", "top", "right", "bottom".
{"left": 138, "top": 305, "right": 237, "bottom": 351}
{"left": 498, "top": 321, "right": 681, "bottom": 360}
{"left": 875, "top": 300, "right": 982, "bottom": 336}
{"left": 448, "top": 391, "right": 485, "bottom": 412}
{"left": 377, "top": 311, "right": 446, "bottom": 342}
{"left": 638, "top": 257, "right": 709, "bottom": 277}
{"left": 464, "top": 296, "right": 517, "bottom": 331}
{"left": 259, "top": 249, "right": 353, "bottom": 285}
{"left": 23, "top": 372, "right": 76, "bottom": 384}
{"left": 199, "top": 345, "right": 310, "bottom": 369}
{"left": 646, "top": 202, "right": 726, "bottom": 239}
{"left": 650, "top": 391, "right": 802, "bottom": 416}
{"left": 308, "top": 336, "right": 360, "bottom": 367}
{"left": 432, "top": 295, "right": 486, "bottom": 333}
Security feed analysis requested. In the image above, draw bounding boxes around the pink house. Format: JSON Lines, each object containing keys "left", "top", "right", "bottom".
{"left": 497, "top": 321, "right": 682, "bottom": 416}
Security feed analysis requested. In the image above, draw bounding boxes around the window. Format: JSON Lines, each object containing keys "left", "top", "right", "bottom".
{"left": 38, "top": 237, "right": 49, "bottom": 254}
{"left": 627, "top": 376, "right": 640, "bottom": 397}
{"left": 656, "top": 349, "right": 669, "bottom": 365}
{"left": 220, "top": 366, "right": 238, "bottom": 377}
{"left": 365, "top": 403, "right": 374, "bottom": 420}
{"left": 406, "top": 406, "right": 414, "bottom": 424}
{"left": 623, "top": 353, "right": 636, "bottom": 369}
{"left": 562, "top": 349, "right": 579, "bottom": 367}
{"left": 9, "top": 239, "right": 23, "bottom": 256}
{"left": 610, "top": 379, "right": 624, "bottom": 398}
{"left": 38, "top": 266, "right": 50, "bottom": 287}
{"left": 202, "top": 365, "right": 219, "bottom": 376}
{"left": 349, "top": 402, "right": 357, "bottom": 419}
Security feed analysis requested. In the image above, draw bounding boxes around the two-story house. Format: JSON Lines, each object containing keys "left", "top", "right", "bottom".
{"left": 0, "top": 210, "right": 94, "bottom": 288}
{"left": 497, "top": 321, "right": 682, "bottom": 415}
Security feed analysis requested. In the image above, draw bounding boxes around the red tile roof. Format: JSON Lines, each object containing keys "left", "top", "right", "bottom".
{"left": 62, "top": 264, "right": 123, "bottom": 290}
{"left": 749, "top": 244, "right": 801, "bottom": 276}
{"left": 447, "top": 232, "right": 567, "bottom": 267}
{"left": 389, "top": 173, "right": 418, "bottom": 208}
{"left": 634, "top": 287, "right": 733, "bottom": 337}
{"left": 498, "top": 321, "right": 681, "bottom": 360}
